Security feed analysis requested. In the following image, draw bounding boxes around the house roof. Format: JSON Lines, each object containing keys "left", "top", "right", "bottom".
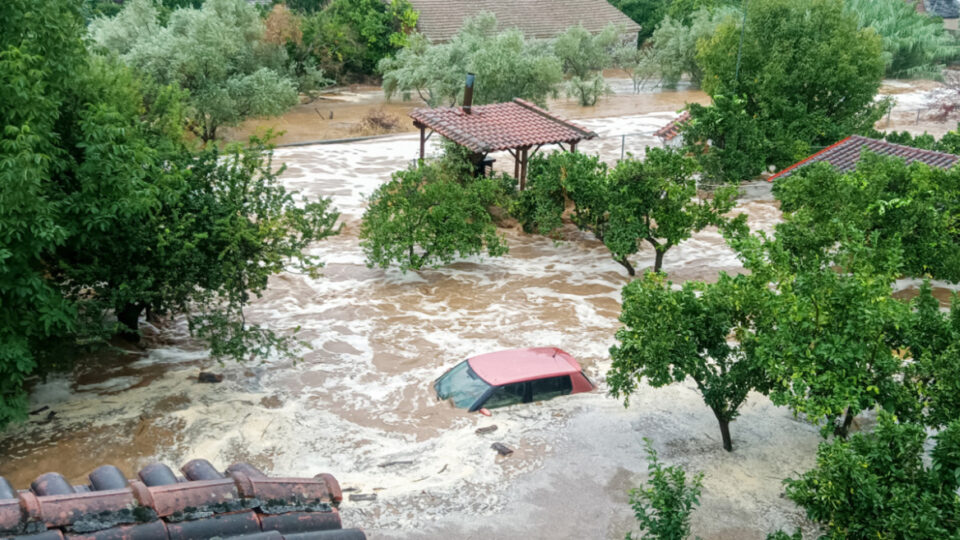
{"left": 768, "top": 135, "right": 960, "bottom": 181}
{"left": 407, "top": 0, "right": 641, "bottom": 43}
{"left": 924, "top": 0, "right": 959, "bottom": 18}
{"left": 410, "top": 98, "right": 597, "bottom": 153}
{"left": 654, "top": 111, "right": 690, "bottom": 142}
{"left": 468, "top": 347, "right": 582, "bottom": 386}
{"left": 0, "top": 459, "right": 365, "bottom": 540}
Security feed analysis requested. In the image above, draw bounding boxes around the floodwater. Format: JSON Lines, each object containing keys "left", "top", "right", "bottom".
{"left": 1, "top": 78, "right": 955, "bottom": 539}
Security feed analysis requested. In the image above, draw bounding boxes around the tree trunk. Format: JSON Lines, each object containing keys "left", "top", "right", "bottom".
{"left": 615, "top": 256, "right": 635, "bottom": 276}
{"left": 653, "top": 249, "right": 666, "bottom": 273}
{"left": 835, "top": 409, "right": 856, "bottom": 439}
{"left": 718, "top": 417, "right": 733, "bottom": 452}
{"left": 117, "top": 303, "right": 143, "bottom": 343}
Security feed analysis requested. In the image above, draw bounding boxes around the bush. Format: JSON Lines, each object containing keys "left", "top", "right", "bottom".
{"left": 626, "top": 439, "right": 704, "bottom": 540}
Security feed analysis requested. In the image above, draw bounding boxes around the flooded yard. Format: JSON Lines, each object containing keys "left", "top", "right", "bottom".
{"left": 1, "top": 77, "right": 955, "bottom": 539}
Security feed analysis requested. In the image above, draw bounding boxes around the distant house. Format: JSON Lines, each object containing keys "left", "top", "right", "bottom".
{"left": 768, "top": 135, "right": 960, "bottom": 181}
{"left": 655, "top": 111, "right": 690, "bottom": 149}
{"left": 923, "top": 0, "right": 960, "bottom": 19}
{"left": 406, "top": 0, "right": 641, "bottom": 44}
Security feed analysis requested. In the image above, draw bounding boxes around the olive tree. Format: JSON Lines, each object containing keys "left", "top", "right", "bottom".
{"left": 380, "top": 13, "right": 563, "bottom": 107}
{"left": 553, "top": 24, "right": 620, "bottom": 106}
{"left": 92, "top": 0, "right": 300, "bottom": 141}
{"left": 609, "top": 272, "right": 772, "bottom": 451}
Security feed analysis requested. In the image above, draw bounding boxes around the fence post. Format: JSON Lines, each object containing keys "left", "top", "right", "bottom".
{"left": 621, "top": 135, "right": 626, "bottom": 162}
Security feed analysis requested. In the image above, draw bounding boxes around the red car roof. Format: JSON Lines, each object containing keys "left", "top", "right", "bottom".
{"left": 468, "top": 347, "right": 581, "bottom": 386}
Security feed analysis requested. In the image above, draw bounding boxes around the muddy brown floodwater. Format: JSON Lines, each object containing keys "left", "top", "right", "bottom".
{"left": 2, "top": 78, "right": 957, "bottom": 540}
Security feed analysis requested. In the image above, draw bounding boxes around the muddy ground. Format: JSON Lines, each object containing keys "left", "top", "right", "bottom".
{"left": 1, "top": 78, "right": 956, "bottom": 540}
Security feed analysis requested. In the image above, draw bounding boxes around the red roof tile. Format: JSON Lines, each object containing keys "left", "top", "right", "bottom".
{"left": 0, "top": 460, "right": 365, "bottom": 540}
{"left": 408, "top": 0, "right": 642, "bottom": 43}
{"left": 409, "top": 99, "right": 597, "bottom": 153}
{"left": 654, "top": 111, "right": 690, "bottom": 142}
{"left": 768, "top": 135, "right": 960, "bottom": 181}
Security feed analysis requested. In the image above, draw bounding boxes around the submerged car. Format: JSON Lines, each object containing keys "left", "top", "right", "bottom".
{"left": 434, "top": 347, "right": 593, "bottom": 412}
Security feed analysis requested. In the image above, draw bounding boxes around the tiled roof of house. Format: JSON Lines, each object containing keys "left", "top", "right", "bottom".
{"left": 0, "top": 460, "right": 365, "bottom": 540}
{"left": 654, "top": 111, "right": 690, "bottom": 142}
{"left": 410, "top": 98, "right": 597, "bottom": 153}
{"left": 408, "top": 0, "right": 641, "bottom": 43}
{"left": 768, "top": 135, "right": 960, "bottom": 181}
{"left": 924, "top": 0, "right": 959, "bottom": 18}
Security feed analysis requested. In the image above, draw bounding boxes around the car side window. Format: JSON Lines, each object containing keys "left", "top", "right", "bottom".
{"left": 530, "top": 376, "right": 572, "bottom": 402}
{"left": 482, "top": 382, "right": 526, "bottom": 409}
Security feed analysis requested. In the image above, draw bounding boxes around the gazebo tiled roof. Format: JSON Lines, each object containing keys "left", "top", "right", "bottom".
{"left": 768, "top": 135, "right": 960, "bottom": 181}
{"left": 409, "top": 98, "right": 597, "bottom": 154}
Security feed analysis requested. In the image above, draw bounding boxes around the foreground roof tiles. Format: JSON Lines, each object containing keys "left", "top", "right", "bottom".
{"left": 654, "top": 111, "right": 690, "bottom": 142}
{"left": 409, "top": 99, "right": 597, "bottom": 153}
{"left": 0, "top": 460, "right": 365, "bottom": 540}
{"left": 768, "top": 135, "right": 960, "bottom": 181}
{"left": 408, "top": 0, "right": 641, "bottom": 43}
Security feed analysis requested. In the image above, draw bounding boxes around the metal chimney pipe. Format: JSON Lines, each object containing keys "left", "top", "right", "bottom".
{"left": 463, "top": 73, "right": 475, "bottom": 114}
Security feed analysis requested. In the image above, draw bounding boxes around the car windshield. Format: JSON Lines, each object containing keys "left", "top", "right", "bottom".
{"left": 434, "top": 360, "right": 492, "bottom": 410}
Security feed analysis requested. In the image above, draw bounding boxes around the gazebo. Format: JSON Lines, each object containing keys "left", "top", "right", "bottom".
{"left": 409, "top": 92, "right": 597, "bottom": 190}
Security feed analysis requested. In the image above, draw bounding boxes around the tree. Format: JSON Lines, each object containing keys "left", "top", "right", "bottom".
{"left": 784, "top": 413, "right": 960, "bottom": 538}
{"left": 359, "top": 155, "right": 508, "bottom": 272}
{"left": 609, "top": 272, "right": 772, "bottom": 451}
{"left": 697, "top": 0, "right": 887, "bottom": 168}
{"left": 0, "top": 0, "right": 340, "bottom": 428}
{"left": 313, "top": 0, "right": 418, "bottom": 77}
{"left": 605, "top": 148, "right": 741, "bottom": 274}
{"left": 92, "top": 0, "right": 301, "bottom": 141}
{"left": 626, "top": 439, "right": 704, "bottom": 539}
{"left": 774, "top": 155, "right": 960, "bottom": 283}
{"left": 683, "top": 94, "right": 768, "bottom": 184}
{"left": 553, "top": 24, "right": 620, "bottom": 106}
{"left": 845, "top": 0, "right": 960, "bottom": 79}
{"left": 380, "top": 12, "right": 563, "bottom": 107}
{"left": 640, "top": 7, "right": 738, "bottom": 88}
{"left": 517, "top": 149, "right": 740, "bottom": 275}
{"left": 609, "top": 0, "right": 666, "bottom": 45}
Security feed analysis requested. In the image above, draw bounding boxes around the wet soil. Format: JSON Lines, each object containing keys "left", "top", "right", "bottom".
{"left": 1, "top": 78, "right": 953, "bottom": 540}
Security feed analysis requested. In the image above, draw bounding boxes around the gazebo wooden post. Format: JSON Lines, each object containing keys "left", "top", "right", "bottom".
{"left": 519, "top": 146, "right": 530, "bottom": 191}
{"left": 570, "top": 141, "right": 578, "bottom": 153}
{"left": 418, "top": 123, "right": 426, "bottom": 160}
{"left": 514, "top": 147, "right": 521, "bottom": 180}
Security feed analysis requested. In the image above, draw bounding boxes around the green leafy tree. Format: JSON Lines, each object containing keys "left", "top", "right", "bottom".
{"left": 626, "top": 438, "right": 704, "bottom": 539}
{"left": 359, "top": 156, "right": 508, "bottom": 272}
{"left": 92, "top": 0, "right": 300, "bottom": 141}
{"left": 684, "top": 94, "right": 767, "bottom": 183}
{"left": 784, "top": 413, "right": 960, "bottom": 538}
{"left": 697, "top": 0, "right": 887, "bottom": 168}
{"left": 380, "top": 12, "right": 563, "bottom": 107}
{"left": 314, "top": 0, "right": 418, "bottom": 77}
{"left": 845, "top": 0, "right": 960, "bottom": 78}
{"left": 609, "top": 0, "right": 665, "bottom": 45}
{"left": 640, "top": 7, "right": 738, "bottom": 88}
{"left": 605, "top": 148, "right": 741, "bottom": 274}
{"left": 774, "top": 155, "right": 960, "bottom": 283}
{"left": 609, "top": 272, "right": 772, "bottom": 451}
{"left": 553, "top": 24, "right": 620, "bottom": 106}
{"left": 0, "top": 0, "right": 340, "bottom": 427}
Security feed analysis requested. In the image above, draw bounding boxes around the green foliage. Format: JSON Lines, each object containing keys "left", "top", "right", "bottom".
{"left": 518, "top": 149, "right": 739, "bottom": 275}
{"left": 605, "top": 148, "right": 741, "bottom": 273}
{"left": 380, "top": 13, "right": 563, "bottom": 107}
{"left": 684, "top": 94, "right": 767, "bottom": 183}
{"left": 359, "top": 155, "right": 508, "bottom": 272}
{"left": 0, "top": 0, "right": 339, "bottom": 428}
{"left": 665, "top": 0, "right": 737, "bottom": 23}
{"left": 845, "top": 0, "right": 960, "bottom": 78}
{"left": 609, "top": 272, "right": 771, "bottom": 451}
{"left": 784, "top": 413, "right": 960, "bottom": 538}
{"left": 870, "top": 124, "right": 960, "bottom": 155}
{"left": 641, "top": 7, "right": 738, "bottom": 88}
{"left": 626, "top": 439, "right": 704, "bottom": 540}
{"left": 553, "top": 24, "right": 620, "bottom": 106}
{"left": 91, "top": 0, "right": 300, "bottom": 141}
{"left": 774, "top": 154, "right": 960, "bottom": 283}
{"left": 697, "top": 0, "right": 887, "bottom": 169}
{"left": 609, "top": 0, "right": 666, "bottom": 45}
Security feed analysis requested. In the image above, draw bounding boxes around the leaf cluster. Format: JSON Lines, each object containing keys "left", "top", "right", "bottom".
{"left": 626, "top": 439, "right": 704, "bottom": 540}
{"left": 359, "top": 150, "right": 508, "bottom": 272}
